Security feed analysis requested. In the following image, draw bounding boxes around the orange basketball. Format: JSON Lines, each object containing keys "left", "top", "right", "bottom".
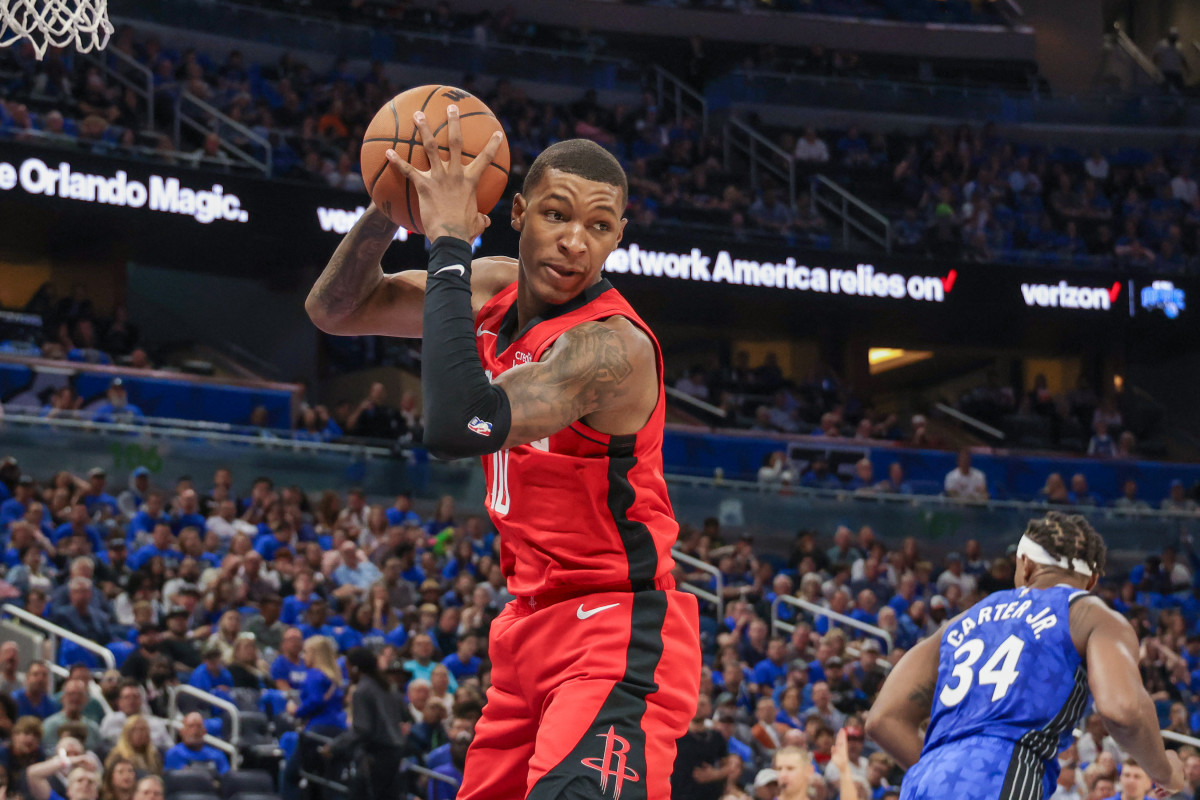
{"left": 360, "top": 85, "right": 510, "bottom": 235}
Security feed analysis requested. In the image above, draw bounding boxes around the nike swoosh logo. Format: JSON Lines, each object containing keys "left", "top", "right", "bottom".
{"left": 476, "top": 324, "right": 496, "bottom": 337}
{"left": 577, "top": 602, "right": 620, "bottom": 620}
{"left": 435, "top": 264, "right": 465, "bottom": 277}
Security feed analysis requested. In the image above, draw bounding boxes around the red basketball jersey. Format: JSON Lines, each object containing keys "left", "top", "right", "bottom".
{"left": 472, "top": 277, "right": 678, "bottom": 597}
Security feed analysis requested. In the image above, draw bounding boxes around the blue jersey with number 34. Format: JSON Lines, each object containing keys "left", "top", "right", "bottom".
{"left": 925, "top": 585, "right": 1090, "bottom": 759}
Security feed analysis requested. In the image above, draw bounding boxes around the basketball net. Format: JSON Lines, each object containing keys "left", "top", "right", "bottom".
{"left": 0, "top": 0, "right": 113, "bottom": 61}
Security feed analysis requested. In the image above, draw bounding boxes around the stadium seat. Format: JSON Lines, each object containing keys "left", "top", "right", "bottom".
{"left": 107, "top": 640, "right": 135, "bottom": 668}
{"left": 220, "top": 770, "right": 274, "bottom": 799}
{"left": 163, "top": 772, "right": 219, "bottom": 797}
{"left": 58, "top": 640, "right": 99, "bottom": 669}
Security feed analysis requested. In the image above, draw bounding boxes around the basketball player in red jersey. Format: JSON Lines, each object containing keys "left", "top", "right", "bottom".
{"left": 306, "top": 105, "right": 701, "bottom": 800}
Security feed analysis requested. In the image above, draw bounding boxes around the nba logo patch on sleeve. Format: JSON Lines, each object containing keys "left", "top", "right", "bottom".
{"left": 468, "top": 416, "right": 493, "bottom": 436}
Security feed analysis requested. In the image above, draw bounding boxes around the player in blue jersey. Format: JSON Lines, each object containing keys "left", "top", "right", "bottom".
{"left": 867, "top": 512, "right": 1184, "bottom": 800}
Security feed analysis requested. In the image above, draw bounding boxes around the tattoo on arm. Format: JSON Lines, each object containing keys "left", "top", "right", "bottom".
{"left": 907, "top": 679, "right": 935, "bottom": 711}
{"left": 308, "top": 208, "right": 398, "bottom": 318}
{"left": 500, "top": 322, "right": 637, "bottom": 440}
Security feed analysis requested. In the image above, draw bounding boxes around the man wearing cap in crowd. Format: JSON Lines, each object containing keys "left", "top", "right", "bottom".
{"left": 156, "top": 597, "right": 203, "bottom": 668}
{"left": 752, "top": 768, "right": 780, "bottom": 800}
{"left": 116, "top": 467, "right": 152, "bottom": 519}
{"left": 95, "top": 537, "right": 131, "bottom": 590}
{"left": 823, "top": 723, "right": 868, "bottom": 788}
{"left": 79, "top": 468, "right": 119, "bottom": 520}
{"left": 91, "top": 378, "right": 145, "bottom": 425}
{"left": 928, "top": 594, "right": 950, "bottom": 626}
{"left": 824, "top": 656, "right": 868, "bottom": 714}
{"left": 713, "top": 708, "right": 755, "bottom": 782}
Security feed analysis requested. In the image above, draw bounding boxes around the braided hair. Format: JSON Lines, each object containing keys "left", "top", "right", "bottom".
{"left": 1021, "top": 510, "right": 1107, "bottom": 577}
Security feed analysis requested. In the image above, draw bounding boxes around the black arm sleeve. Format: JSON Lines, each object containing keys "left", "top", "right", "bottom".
{"left": 420, "top": 236, "right": 512, "bottom": 460}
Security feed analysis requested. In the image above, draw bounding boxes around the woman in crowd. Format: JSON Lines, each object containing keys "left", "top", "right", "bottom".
{"left": 776, "top": 686, "right": 805, "bottom": 730}
{"left": 99, "top": 758, "right": 136, "bottom": 800}
{"left": 229, "top": 634, "right": 267, "bottom": 690}
{"left": 105, "top": 716, "right": 163, "bottom": 775}
{"left": 6, "top": 716, "right": 47, "bottom": 796}
{"left": 282, "top": 636, "right": 346, "bottom": 800}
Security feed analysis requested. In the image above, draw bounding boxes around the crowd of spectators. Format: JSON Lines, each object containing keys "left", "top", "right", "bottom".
{"left": 3, "top": 458, "right": 1200, "bottom": 800}
{"left": 776, "top": 120, "right": 1200, "bottom": 272}
{"left": 3, "top": 14, "right": 1197, "bottom": 273}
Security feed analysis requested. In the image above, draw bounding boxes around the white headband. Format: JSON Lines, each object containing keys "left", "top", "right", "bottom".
{"left": 1016, "top": 534, "right": 1093, "bottom": 577}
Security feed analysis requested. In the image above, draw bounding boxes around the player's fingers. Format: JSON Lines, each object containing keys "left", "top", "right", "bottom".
{"left": 412, "top": 111, "right": 441, "bottom": 170}
{"left": 446, "top": 104, "right": 463, "bottom": 170}
{"left": 385, "top": 149, "right": 422, "bottom": 182}
{"left": 465, "top": 131, "right": 504, "bottom": 181}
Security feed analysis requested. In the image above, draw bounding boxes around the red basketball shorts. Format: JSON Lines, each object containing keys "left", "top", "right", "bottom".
{"left": 456, "top": 587, "right": 701, "bottom": 800}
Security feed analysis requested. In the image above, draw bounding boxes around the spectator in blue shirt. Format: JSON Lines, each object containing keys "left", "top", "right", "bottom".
{"left": 129, "top": 524, "right": 182, "bottom": 571}
{"left": 427, "top": 738, "right": 467, "bottom": 800}
{"left": 255, "top": 521, "right": 296, "bottom": 563}
{"left": 441, "top": 634, "right": 482, "bottom": 682}
{"left": 90, "top": 379, "right": 145, "bottom": 425}
{"left": 79, "top": 468, "right": 119, "bottom": 520}
{"left": 281, "top": 572, "right": 317, "bottom": 625}
{"left": 126, "top": 491, "right": 169, "bottom": 546}
{"left": 0, "top": 475, "right": 35, "bottom": 528}
{"left": 283, "top": 637, "right": 346, "bottom": 800}
{"left": 270, "top": 627, "right": 308, "bottom": 691}
{"left": 386, "top": 492, "right": 421, "bottom": 527}
{"left": 52, "top": 577, "right": 116, "bottom": 645}
{"left": 53, "top": 504, "right": 104, "bottom": 553}
{"left": 188, "top": 647, "right": 234, "bottom": 694}
{"left": 14, "top": 661, "right": 61, "bottom": 719}
{"left": 170, "top": 490, "right": 207, "bottom": 535}
{"left": 800, "top": 457, "right": 842, "bottom": 490}
{"left": 876, "top": 462, "right": 914, "bottom": 495}
{"left": 296, "top": 598, "right": 336, "bottom": 641}
{"left": 163, "top": 712, "right": 230, "bottom": 774}
{"left": 751, "top": 637, "right": 789, "bottom": 696}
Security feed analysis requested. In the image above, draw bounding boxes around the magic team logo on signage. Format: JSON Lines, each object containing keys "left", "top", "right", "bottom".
{"left": 0, "top": 156, "right": 249, "bottom": 224}
{"left": 603, "top": 242, "right": 954, "bottom": 302}
{"left": 1019, "top": 280, "right": 1121, "bottom": 311}
{"left": 1140, "top": 280, "right": 1186, "bottom": 319}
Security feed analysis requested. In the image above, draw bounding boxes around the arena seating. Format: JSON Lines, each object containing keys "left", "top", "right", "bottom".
{"left": 1, "top": 451, "right": 1199, "bottom": 800}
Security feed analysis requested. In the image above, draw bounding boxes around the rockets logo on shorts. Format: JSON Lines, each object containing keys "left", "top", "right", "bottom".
{"left": 467, "top": 416, "right": 493, "bottom": 436}
{"left": 580, "top": 726, "right": 639, "bottom": 800}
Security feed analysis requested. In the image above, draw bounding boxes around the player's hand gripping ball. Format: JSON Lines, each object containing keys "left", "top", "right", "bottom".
{"left": 360, "top": 84, "right": 510, "bottom": 234}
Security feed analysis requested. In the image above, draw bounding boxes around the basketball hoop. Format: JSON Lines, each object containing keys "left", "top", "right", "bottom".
{"left": 0, "top": 0, "right": 113, "bottom": 61}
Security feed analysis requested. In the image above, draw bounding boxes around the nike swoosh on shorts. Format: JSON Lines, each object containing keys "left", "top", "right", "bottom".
{"left": 577, "top": 602, "right": 620, "bottom": 620}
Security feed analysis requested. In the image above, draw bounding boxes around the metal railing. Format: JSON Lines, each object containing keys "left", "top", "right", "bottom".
{"left": 0, "top": 407, "right": 393, "bottom": 457}
{"left": 1, "top": 603, "right": 117, "bottom": 670}
{"left": 664, "top": 386, "right": 727, "bottom": 420}
{"left": 82, "top": 43, "right": 155, "bottom": 126}
{"left": 672, "top": 548, "right": 724, "bottom": 621}
{"left": 1114, "top": 24, "right": 1164, "bottom": 85}
{"left": 934, "top": 402, "right": 1006, "bottom": 441}
{"left": 175, "top": 90, "right": 273, "bottom": 177}
{"left": 811, "top": 174, "right": 892, "bottom": 253}
{"left": 167, "top": 684, "right": 241, "bottom": 764}
{"left": 655, "top": 66, "right": 708, "bottom": 137}
{"left": 770, "top": 595, "right": 893, "bottom": 653}
{"left": 403, "top": 759, "right": 461, "bottom": 790}
{"left": 724, "top": 116, "right": 796, "bottom": 205}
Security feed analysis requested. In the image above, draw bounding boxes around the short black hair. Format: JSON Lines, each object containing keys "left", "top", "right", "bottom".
{"left": 1022, "top": 511, "right": 1107, "bottom": 577}
{"left": 522, "top": 139, "right": 627, "bottom": 205}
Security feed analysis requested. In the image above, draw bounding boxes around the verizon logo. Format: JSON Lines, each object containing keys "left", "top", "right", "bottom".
{"left": 1020, "top": 281, "right": 1121, "bottom": 311}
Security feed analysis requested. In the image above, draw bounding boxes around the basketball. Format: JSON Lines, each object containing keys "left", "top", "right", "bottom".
{"left": 360, "top": 85, "right": 511, "bottom": 234}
